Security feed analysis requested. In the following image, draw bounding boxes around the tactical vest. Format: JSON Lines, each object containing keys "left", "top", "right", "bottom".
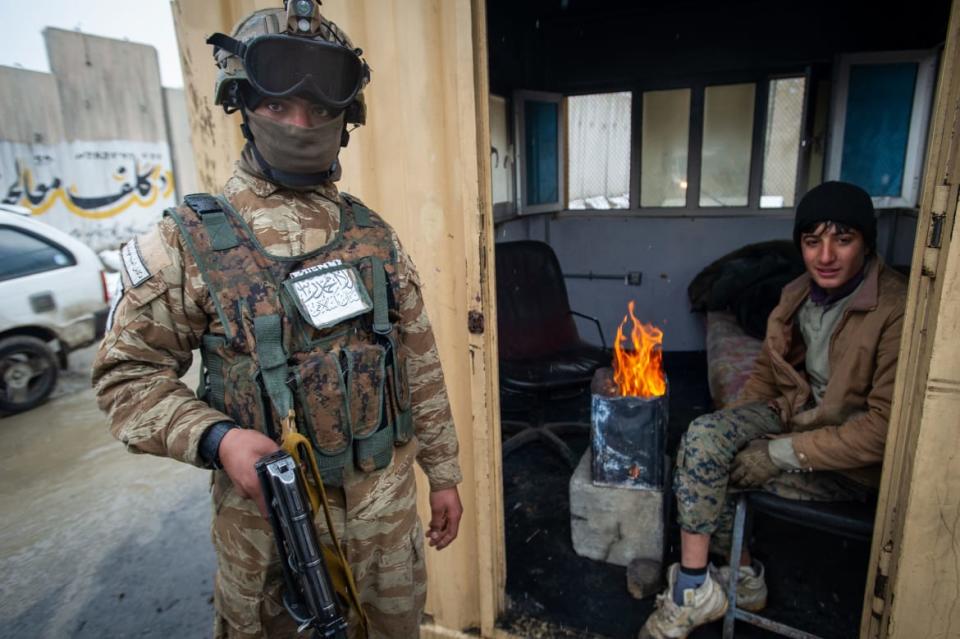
{"left": 166, "top": 192, "right": 413, "bottom": 486}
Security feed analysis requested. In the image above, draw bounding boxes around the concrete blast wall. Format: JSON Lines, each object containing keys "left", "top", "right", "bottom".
{"left": 0, "top": 67, "right": 65, "bottom": 145}
{"left": 0, "top": 29, "right": 196, "bottom": 251}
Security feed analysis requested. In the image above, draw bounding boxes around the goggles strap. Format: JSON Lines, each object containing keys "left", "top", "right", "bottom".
{"left": 206, "top": 33, "right": 247, "bottom": 58}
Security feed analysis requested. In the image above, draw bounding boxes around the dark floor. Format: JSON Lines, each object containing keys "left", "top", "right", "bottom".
{"left": 497, "top": 351, "right": 871, "bottom": 638}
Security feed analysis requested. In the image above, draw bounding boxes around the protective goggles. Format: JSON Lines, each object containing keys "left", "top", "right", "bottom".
{"left": 208, "top": 33, "right": 368, "bottom": 110}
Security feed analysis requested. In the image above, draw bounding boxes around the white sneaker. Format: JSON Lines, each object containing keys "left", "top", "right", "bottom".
{"left": 715, "top": 561, "right": 768, "bottom": 612}
{"left": 638, "top": 563, "right": 728, "bottom": 639}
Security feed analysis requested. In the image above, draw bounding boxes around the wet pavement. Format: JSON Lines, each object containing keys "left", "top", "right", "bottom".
{"left": 0, "top": 345, "right": 215, "bottom": 639}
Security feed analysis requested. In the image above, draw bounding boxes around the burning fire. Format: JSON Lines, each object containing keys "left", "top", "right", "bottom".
{"left": 613, "top": 301, "right": 666, "bottom": 398}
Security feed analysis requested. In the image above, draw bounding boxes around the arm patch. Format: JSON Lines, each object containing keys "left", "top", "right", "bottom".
{"left": 121, "top": 238, "right": 152, "bottom": 287}
{"left": 120, "top": 227, "right": 174, "bottom": 288}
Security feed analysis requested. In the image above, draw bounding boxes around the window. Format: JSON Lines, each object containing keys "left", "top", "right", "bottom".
{"left": 508, "top": 73, "right": 818, "bottom": 215}
{"left": 641, "top": 89, "right": 691, "bottom": 208}
{"left": 567, "top": 92, "right": 632, "bottom": 210}
{"left": 490, "top": 94, "right": 516, "bottom": 219}
{"left": 761, "top": 77, "right": 807, "bottom": 208}
{"left": 700, "top": 83, "right": 755, "bottom": 207}
{"left": 0, "top": 226, "right": 75, "bottom": 281}
{"left": 514, "top": 91, "right": 564, "bottom": 214}
{"left": 827, "top": 50, "right": 938, "bottom": 208}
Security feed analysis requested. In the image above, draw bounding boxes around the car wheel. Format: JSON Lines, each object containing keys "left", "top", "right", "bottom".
{"left": 0, "top": 336, "right": 59, "bottom": 414}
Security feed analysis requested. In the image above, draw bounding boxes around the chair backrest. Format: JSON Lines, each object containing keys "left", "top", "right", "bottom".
{"left": 495, "top": 240, "right": 580, "bottom": 360}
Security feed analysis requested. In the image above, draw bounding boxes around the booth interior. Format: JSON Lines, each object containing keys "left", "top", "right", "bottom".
{"left": 486, "top": 0, "right": 951, "bottom": 637}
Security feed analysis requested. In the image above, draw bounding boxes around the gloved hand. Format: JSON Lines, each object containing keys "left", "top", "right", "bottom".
{"left": 730, "top": 439, "right": 781, "bottom": 488}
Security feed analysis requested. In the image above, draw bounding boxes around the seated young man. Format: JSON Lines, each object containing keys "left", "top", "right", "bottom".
{"left": 640, "top": 181, "right": 907, "bottom": 639}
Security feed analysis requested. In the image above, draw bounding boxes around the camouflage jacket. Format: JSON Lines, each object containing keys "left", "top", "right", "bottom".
{"left": 92, "top": 167, "right": 462, "bottom": 491}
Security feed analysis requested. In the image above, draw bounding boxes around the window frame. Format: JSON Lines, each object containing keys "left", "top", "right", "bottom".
{"left": 697, "top": 81, "right": 760, "bottom": 209}
{"left": 639, "top": 85, "right": 694, "bottom": 209}
{"left": 490, "top": 93, "right": 517, "bottom": 221}
{"left": 513, "top": 90, "right": 566, "bottom": 215}
{"left": 0, "top": 224, "right": 77, "bottom": 282}
{"left": 759, "top": 70, "right": 814, "bottom": 210}
{"left": 565, "top": 90, "right": 634, "bottom": 211}
{"left": 507, "top": 70, "right": 816, "bottom": 220}
{"left": 825, "top": 50, "right": 938, "bottom": 208}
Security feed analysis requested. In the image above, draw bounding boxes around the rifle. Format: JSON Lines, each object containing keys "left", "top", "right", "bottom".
{"left": 256, "top": 449, "right": 349, "bottom": 638}
{"left": 257, "top": 410, "right": 370, "bottom": 637}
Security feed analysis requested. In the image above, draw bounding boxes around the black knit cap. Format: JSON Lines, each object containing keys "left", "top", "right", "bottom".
{"left": 793, "top": 181, "right": 876, "bottom": 252}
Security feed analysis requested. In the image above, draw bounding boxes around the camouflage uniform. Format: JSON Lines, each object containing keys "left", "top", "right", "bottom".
{"left": 674, "top": 402, "right": 873, "bottom": 556}
{"left": 93, "top": 166, "right": 461, "bottom": 638}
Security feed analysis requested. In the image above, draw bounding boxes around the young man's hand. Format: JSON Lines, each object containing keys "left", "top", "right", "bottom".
{"left": 427, "top": 486, "right": 463, "bottom": 550}
{"left": 730, "top": 439, "right": 780, "bottom": 488}
{"left": 219, "top": 428, "right": 281, "bottom": 518}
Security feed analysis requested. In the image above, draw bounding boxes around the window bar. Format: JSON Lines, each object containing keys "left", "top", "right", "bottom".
{"left": 747, "top": 79, "right": 768, "bottom": 210}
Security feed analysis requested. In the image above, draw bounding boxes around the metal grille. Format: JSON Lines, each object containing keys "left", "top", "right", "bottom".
{"left": 761, "top": 77, "right": 806, "bottom": 208}
{"left": 567, "top": 92, "right": 632, "bottom": 210}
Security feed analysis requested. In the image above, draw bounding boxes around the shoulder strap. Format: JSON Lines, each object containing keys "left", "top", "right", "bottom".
{"left": 184, "top": 193, "right": 240, "bottom": 251}
{"left": 341, "top": 192, "right": 373, "bottom": 228}
{"left": 163, "top": 206, "right": 234, "bottom": 339}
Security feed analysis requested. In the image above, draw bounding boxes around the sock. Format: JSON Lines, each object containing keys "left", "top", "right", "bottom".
{"left": 673, "top": 565, "right": 708, "bottom": 605}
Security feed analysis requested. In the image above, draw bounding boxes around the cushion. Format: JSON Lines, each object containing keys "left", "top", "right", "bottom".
{"left": 705, "top": 311, "right": 762, "bottom": 408}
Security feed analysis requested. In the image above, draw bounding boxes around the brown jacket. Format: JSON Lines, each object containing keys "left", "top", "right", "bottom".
{"left": 736, "top": 258, "right": 907, "bottom": 485}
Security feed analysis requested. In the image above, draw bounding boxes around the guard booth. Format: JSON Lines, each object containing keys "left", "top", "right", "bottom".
{"left": 173, "top": 0, "right": 960, "bottom": 637}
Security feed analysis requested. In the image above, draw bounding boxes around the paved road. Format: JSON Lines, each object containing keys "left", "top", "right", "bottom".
{"left": 0, "top": 346, "right": 216, "bottom": 639}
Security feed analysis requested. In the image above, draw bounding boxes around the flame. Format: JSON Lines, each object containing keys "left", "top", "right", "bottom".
{"left": 613, "top": 301, "right": 666, "bottom": 398}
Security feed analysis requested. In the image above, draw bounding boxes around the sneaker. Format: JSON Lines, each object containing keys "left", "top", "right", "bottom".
{"left": 638, "top": 563, "right": 728, "bottom": 639}
{"left": 715, "top": 561, "right": 768, "bottom": 612}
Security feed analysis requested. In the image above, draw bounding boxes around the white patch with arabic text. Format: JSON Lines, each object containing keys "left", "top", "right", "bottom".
{"left": 121, "top": 238, "right": 151, "bottom": 287}
{"left": 288, "top": 259, "right": 372, "bottom": 329}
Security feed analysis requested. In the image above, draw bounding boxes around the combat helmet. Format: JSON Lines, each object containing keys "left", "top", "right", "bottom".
{"left": 207, "top": 0, "right": 370, "bottom": 126}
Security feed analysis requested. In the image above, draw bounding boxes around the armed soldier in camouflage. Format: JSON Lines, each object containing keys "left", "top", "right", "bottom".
{"left": 92, "top": 3, "right": 462, "bottom": 637}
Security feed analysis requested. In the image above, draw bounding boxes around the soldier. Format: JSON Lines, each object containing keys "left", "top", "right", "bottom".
{"left": 92, "top": 3, "right": 463, "bottom": 638}
{"left": 640, "top": 181, "right": 907, "bottom": 638}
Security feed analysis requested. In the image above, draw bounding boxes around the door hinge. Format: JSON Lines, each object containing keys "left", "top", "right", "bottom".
{"left": 922, "top": 185, "right": 951, "bottom": 277}
{"left": 871, "top": 540, "right": 894, "bottom": 622}
{"left": 468, "top": 310, "right": 485, "bottom": 334}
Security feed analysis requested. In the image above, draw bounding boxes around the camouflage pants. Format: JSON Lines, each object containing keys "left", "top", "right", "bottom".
{"left": 674, "top": 402, "right": 873, "bottom": 556}
{"left": 211, "top": 442, "right": 427, "bottom": 639}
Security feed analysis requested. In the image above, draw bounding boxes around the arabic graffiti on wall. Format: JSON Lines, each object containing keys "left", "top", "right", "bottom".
{"left": 0, "top": 140, "right": 176, "bottom": 251}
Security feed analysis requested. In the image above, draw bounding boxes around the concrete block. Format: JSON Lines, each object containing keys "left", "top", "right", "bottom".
{"left": 570, "top": 451, "right": 665, "bottom": 567}
{"left": 626, "top": 558, "right": 663, "bottom": 599}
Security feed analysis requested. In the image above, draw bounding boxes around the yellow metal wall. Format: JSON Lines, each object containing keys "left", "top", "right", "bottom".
{"left": 863, "top": 0, "right": 960, "bottom": 636}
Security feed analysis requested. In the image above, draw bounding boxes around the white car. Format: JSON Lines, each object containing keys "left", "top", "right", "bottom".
{"left": 0, "top": 205, "right": 110, "bottom": 413}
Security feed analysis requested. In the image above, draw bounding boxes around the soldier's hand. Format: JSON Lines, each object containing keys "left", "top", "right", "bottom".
{"left": 427, "top": 487, "right": 463, "bottom": 550}
{"left": 730, "top": 439, "right": 780, "bottom": 488}
{"left": 219, "top": 428, "right": 280, "bottom": 518}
